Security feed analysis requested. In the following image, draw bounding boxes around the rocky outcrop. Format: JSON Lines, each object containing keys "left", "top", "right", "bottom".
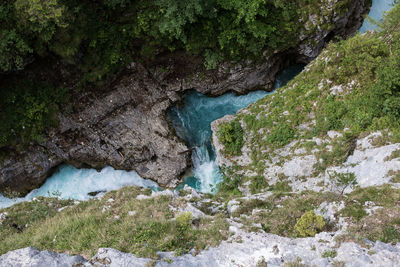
{"left": 0, "top": 247, "right": 86, "bottom": 267}
{"left": 0, "top": 0, "right": 371, "bottom": 195}
{"left": 2, "top": 233, "right": 400, "bottom": 267}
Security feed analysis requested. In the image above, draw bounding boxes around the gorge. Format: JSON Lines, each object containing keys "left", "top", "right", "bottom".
{"left": 0, "top": 0, "right": 393, "bottom": 208}
{"left": 2, "top": 1, "right": 400, "bottom": 266}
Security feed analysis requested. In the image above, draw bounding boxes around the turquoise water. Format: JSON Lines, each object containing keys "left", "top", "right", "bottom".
{"left": 0, "top": 1, "right": 394, "bottom": 207}
{"left": 169, "top": 64, "right": 305, "bottom": 193}
{"left": 360, "top": 0, "right": 395, "bottom": 33}
{"left": 0, "top": 165, "right": 160, "bottom": 209}
{"left": 169, "top": 90, "right": 270, "bottom": 193}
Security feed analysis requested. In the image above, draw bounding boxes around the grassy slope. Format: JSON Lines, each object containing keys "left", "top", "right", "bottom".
{"left": 216, "top": 3, "right": 400, "bottom": 188}
{"left": 0, "top": 187, "right": 228, "bottom": 258}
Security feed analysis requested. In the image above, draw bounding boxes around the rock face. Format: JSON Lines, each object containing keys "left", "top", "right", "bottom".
{"left": 0, "top": 0, "right": 371, "bottom": 195}
{"left": 2, "top": 233, "right": 400, "bottom": 267}
{"left": 0, "top": 247, "right": 86, "bottom": 267}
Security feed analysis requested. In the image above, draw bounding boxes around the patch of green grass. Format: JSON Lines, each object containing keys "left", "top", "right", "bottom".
{"left": 0, "top": 186, "right": 229, "bottom": 258}
{"left": 338, "top": 186, "right": 400, "bottom": 246}
{"left": 249, "top": 176, "right": 269, "bottom": 194}
{"left": 217, "top": 166, "right": 244, "bottom": 197}
{"left": 314, "top": 133, "right": 358, "bottom": 173}
{"left": 266, "top": 123, "right": 296, "bottom": 147}
{"left": 0, "top": 80, "right": 69, "bottom": 148}
{"left": 269, "top": 181, "right": 292, "bottom": 193}
{"left": 340, "top": 204, "right": 367, "bottom": 221}
{"left": 385, "top": 149, "right": 400, "bottom": 161}
{"left": 322, "top": 250, "right": 337, "bottom": 258}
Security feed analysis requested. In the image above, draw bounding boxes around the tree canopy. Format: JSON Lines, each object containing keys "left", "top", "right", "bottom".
{"left": 0, "top": 0, "right": 341, "bottom": 78}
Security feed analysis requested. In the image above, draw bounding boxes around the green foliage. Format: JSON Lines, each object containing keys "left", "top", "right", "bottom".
{"left": 14, "top": 0, "right": 67, "bottom": 41}
{"left": 217, "top": 166, "right": 243, "bottom": 197}
{"left": 266, "top": 123, "right": 295, "bottom": 146}
{"left": 294, "top": 210, "right": 325, "bottom": 237}
{"left": 383, "top": 97, "right": 400, "bottom": 118}
{"left": 249, "top": 175, "right": 269, "bottom": 194}
{"left": 329, "top": 171, "right": 357, "bottom": 195}
{"left": 269, "top": 181, "right": 292, "bottom": 192}
{"left": 340, "top": 204, "right": 367, "bottom": 221}
{"left": 0, "top": 0, "right": 354, "bottom": 74}
{"left": 217, "top": 120, "right": 244, "bottom": 157}
{"left": 0, "top": 80, "right": 68, "bottom": 147}
{"left": 380, "top": 226, "right": 400, "bottom": 244}
{"left": 238, "top": 191, "right": 336, "bottom": 237}
{"left": 314, "top": 132, "right": 358, "bottom": 173}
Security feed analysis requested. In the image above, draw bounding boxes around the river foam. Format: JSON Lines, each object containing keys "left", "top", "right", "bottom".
{"left": 0, "top": 165, "right": 159, "bottom": 209}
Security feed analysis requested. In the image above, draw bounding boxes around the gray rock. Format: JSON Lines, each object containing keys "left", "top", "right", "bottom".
{"left": 91, "top": 248, "right": 152, "bottom": 267}
{"left": 0, "top": 247, "right": 86, "bottom": 267}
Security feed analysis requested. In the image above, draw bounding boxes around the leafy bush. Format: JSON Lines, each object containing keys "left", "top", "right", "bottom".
{"left": 295, "top": 210, "right": 325, "bottom": 237}
{"left": 217, "top": 120, "right": 244, "bottom": 157}
{"left": 0, "top": 80, "right": 68, "bottom": 147}
{"left": 383, "top": 97, "right": 400, "bottom": 118}
{"left": 266, "top": 123, "right": 295, "bottom": 147}
{"left": 0, "top": 0, "right": 356, "bottom": 75}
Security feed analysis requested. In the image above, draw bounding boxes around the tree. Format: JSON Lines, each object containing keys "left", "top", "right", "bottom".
{"left": 14, "top": 0, "right": 68, "bottom": 41}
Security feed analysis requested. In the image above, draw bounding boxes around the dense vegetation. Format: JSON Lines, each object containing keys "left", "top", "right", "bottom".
{"left": 0, "top": 0, "right": 352, "bottom": 75}
{"left": 0, "top": 0, "right": 357, "bottom": 148}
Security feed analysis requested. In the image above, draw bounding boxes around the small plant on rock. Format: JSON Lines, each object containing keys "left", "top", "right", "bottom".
{"left": 329, "top": 171, "right": 357, "bottom": 196}
{"left": 295, "top": 210, "right": 325, "bottom": 237}
{"left": 322, "top": 250, "right": 337, "bottom": 258}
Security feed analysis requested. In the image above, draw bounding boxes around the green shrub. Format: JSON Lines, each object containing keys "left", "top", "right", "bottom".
{"left": 295, "top": 210, "right": 325, "bottom": 237}
{"left": 329, "top": 171, "right": 357, "bottom": 196}
{"left": 0, "top": 80, "right": 68, "bottom": 147}
{"left": 383, "top": 97, "right": 400, "bottom": 118}
{"left": 266, "top": 123, "right": 295, "bottom": 147}
{"left": 217, "top": 120, "right": 244, "bottom": 157}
